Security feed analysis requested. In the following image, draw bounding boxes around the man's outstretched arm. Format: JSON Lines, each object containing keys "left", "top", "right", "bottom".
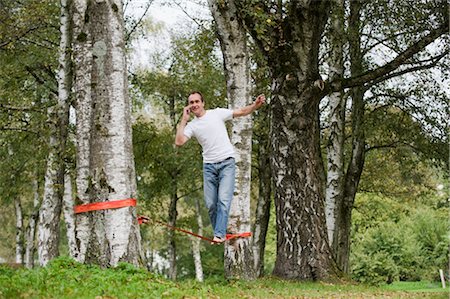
{"left": 233, "top": 94, "right": 266, "bottom": 118}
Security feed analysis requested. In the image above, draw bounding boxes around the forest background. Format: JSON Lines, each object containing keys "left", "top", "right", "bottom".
{"left": 0, "top": 0, "right": 449, "bottom": 289}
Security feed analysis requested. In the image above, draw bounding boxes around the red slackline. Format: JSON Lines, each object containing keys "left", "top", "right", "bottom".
{"left": 138, "top": 216, "right": 252, "bottom": 243}
{"left": 74, "top": 198, "right": 252, "bottom": 244}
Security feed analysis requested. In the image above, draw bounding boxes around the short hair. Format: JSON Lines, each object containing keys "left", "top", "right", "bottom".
{"left": 188, "top": 91, "right": 204, "bottom": 104}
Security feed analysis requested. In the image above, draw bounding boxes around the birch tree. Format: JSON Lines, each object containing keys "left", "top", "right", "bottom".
{"left": 250, "top": 48, "right": 272, "bottom": 277}
{"left": 208, "top": 0, "right": 256, "bottom": 280}
{"left": 72, "top": 0, "right": 141, "bottom": 266}
{"left": 192, "top": 197, "right": 204, "bottom": 282}
{"left": 332, "top": 0, "right": 365, "bottom": 273}
{"left": 25, "top": 177, "right": 40, "bottom": 268}
{"left": 252, "top": 108, "right": 272, "bottom": 277}
{"left": 62, "top": 174, "right": 78, "bottom": 258}
{"left": 14, "top": 197, "right": 24, "bottom": 264}
{"left": 324, "top": 0, "right": 346, "bottom": 249}
{"left": 37, "top": 0, "right": 72, "bottom": 266}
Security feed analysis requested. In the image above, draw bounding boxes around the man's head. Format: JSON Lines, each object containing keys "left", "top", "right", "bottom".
{"left": 187, "top": 91, "right": 206, "bottom": 117}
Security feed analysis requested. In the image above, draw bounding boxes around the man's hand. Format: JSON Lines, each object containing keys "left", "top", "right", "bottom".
{"left": 233, "top": 94, "right": 266, "bottom": 118}
{"left": 254, "top": 94, "right": 266, "bottom": 109}
{"left": 175, "top": 106, "right": 191, "bottom": 147}
{"left": 182, "top": 106, "right": 192, "bottom": 123}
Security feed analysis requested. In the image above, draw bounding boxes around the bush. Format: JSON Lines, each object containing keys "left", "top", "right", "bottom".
{"left": 351, "top": 202, "right": 449, "bottom": 285}
{"left": 409, "top": 208, "right": 449, "bottom": 281}
{"left": 351, "top": 220, "right": 422, "bottom": 285}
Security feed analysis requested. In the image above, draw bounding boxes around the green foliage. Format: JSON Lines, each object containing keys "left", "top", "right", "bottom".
{"left": 409, "top": 208, "right": 449, "bottom": 280}
{"left": 360, "top": 106, "right": 446, "bottom": 199}
{"left": 350, "top": 102, "right": 448, "bottom": 284}
{"left": 132, "top": 25, "right": 226, "bottom": 117}
{"left": 351, "top": 220, "right": 421, "bottom": 285}
{"left": 0, "top": 256, "right": 447, "bottom": 298}
{"left": 0, "top": 0, "right": 59, "bottom": 260}
{"left": 351, "top": 193, "right": 449, "bottom": 285}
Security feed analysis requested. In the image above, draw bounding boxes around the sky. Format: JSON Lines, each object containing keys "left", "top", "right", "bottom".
{"left": 124, "top": 0, "right": 211, "bottom": 70}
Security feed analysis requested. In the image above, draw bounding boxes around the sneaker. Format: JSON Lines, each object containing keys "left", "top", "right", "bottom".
{"left": 212, "top": 236, "right": 225, "bottom": 244}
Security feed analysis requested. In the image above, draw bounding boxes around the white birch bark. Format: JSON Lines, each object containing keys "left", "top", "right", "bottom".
{"left": 72, "top": 0, "right": 92, "bottom": 263}
{"left": 38, "top": 140, "right": 63, "bottom": 266}
{"left": 72, "top": 0, "right": 141, "bottom": 267}
{"left": 25, "top": 177, "right": 40, "bottom": 268}
{"left": 37, "top": 0, "right": 72, "bottom": 266}
{"left": 325, "top": 0, "right": 346, "bottom": 248}
{"left": 38, "top": 152, "right": 63, "bottom": 267}
{"left": 208, "top": 0, "right": 255, "bottom": 280}
{"left": 14, "top": 197, "right": 24, "bottom": 264}
{"left": 336, "top": 0, "right": 366, "bottom": 273}
{"left": 62, "top": 174, "right": 78, "bottom": 258}
{"left": 191, "top": 197, "right": 204, "bottom": 282}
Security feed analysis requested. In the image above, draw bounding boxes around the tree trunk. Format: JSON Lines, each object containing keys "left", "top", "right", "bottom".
{"left": 334, "top": 0, "right": 366, "bottom": 273}
{"left": 72, "top": 0, "right": 141, "bottom": 267}
{"left": 325, "top": 0, "right": 346, "bottom": 257}
{"left": 267, "top": 2, "right": 338, "bottom": 280}
{"left": 14, "top": 197, "right": 24, "bottom": 264}
{"left": 37, "top": 143, "right": 64, "bottom": 267}
{"left": 37, "top": 0, "right": 72, "bottom": 267}
{"left": 62, "top": 174, "right": 78, "bottom": 258}
{"left": 252, "top": 116, "right": 272, "bottom": 277}
{"left": 270, "top": 77, "right": 338, "bottom": 280}
{"left": 192, "top": 196, "right": 204, "bottom": 282}
{"left": 25, "top": 177, "right": 40, "bottom": 268}
{"left": 208, "top": 0, "right": 256, "bottom": 280}
{"left": 167, "top": 189, "right": 177, "bottom": 280}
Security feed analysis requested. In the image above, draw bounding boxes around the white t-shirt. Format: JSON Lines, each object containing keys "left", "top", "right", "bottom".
{"left": 184, "top": 108, "right": 235, "bottom": 163}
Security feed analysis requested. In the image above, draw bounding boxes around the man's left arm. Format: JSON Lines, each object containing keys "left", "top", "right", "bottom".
{"left": 232, "top": 94, "right": 266, "bottom": 118}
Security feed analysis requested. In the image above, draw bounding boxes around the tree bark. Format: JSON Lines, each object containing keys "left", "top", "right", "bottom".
{"left": 37, "top": 0, "right": 72, "bottom": 267}
{"left": 325, "top": 0, "right": 346, "bottom": 258}
{"left": 263, "top": 2, "right": 338, "bottom": 280}
{"left": 62, "top": 174, "right": 78, "bottom": 258}
{"left": 167, "top": 189, "right": 177, "bottom": 280}
{"left": 208, "top": 0, "right": 256, "bottom": 280}
{"left": 334, "top": 0, "right": 366, "bottom": 273}
{"left": 192, "top": 196, "right": 204, "bottom": 282}
{"left": 14, "top": 197, "right": 24, "bottom": 264}
{"left": 252, "top": 115, "right": 272, "bottom": 277}
{"left": 270, "top": 81, "right": 338, "bottom": 280}
{"left": 72, "top": 0, "right": 141, "bottom": 267}
{"left": 25, "top": 177, "right": 40, "bottom": 268}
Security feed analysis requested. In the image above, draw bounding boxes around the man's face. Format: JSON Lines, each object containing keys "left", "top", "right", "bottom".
{"left": 187, "top": 93, "right": 205, "bottom": 116}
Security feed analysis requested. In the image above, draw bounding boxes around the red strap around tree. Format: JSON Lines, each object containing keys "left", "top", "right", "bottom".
{"left": 225, "top": 232, "right": 252, "bottom": 240}
{"left": 74, "top": 198, "right": 137, "bottom": 214}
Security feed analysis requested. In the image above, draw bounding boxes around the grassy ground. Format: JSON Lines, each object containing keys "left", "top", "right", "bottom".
{"left": 0, "top": 258, "right": 448, "bottom": 298}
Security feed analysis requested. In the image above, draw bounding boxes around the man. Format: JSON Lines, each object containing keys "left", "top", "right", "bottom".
{"left": 175, "top": 91, "right": 265, "bottom": 243}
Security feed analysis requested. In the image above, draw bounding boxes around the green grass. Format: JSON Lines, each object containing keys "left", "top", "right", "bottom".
{"left": 382, "top": 281, "right": 447, "bottom": 293}
{"left": 0, "top": 257, "right": 448, "bottom": 298}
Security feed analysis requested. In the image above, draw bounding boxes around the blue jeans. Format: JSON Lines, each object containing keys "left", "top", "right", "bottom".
{"left": 203, "top": 157, "right": 235, "bottom": 238}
